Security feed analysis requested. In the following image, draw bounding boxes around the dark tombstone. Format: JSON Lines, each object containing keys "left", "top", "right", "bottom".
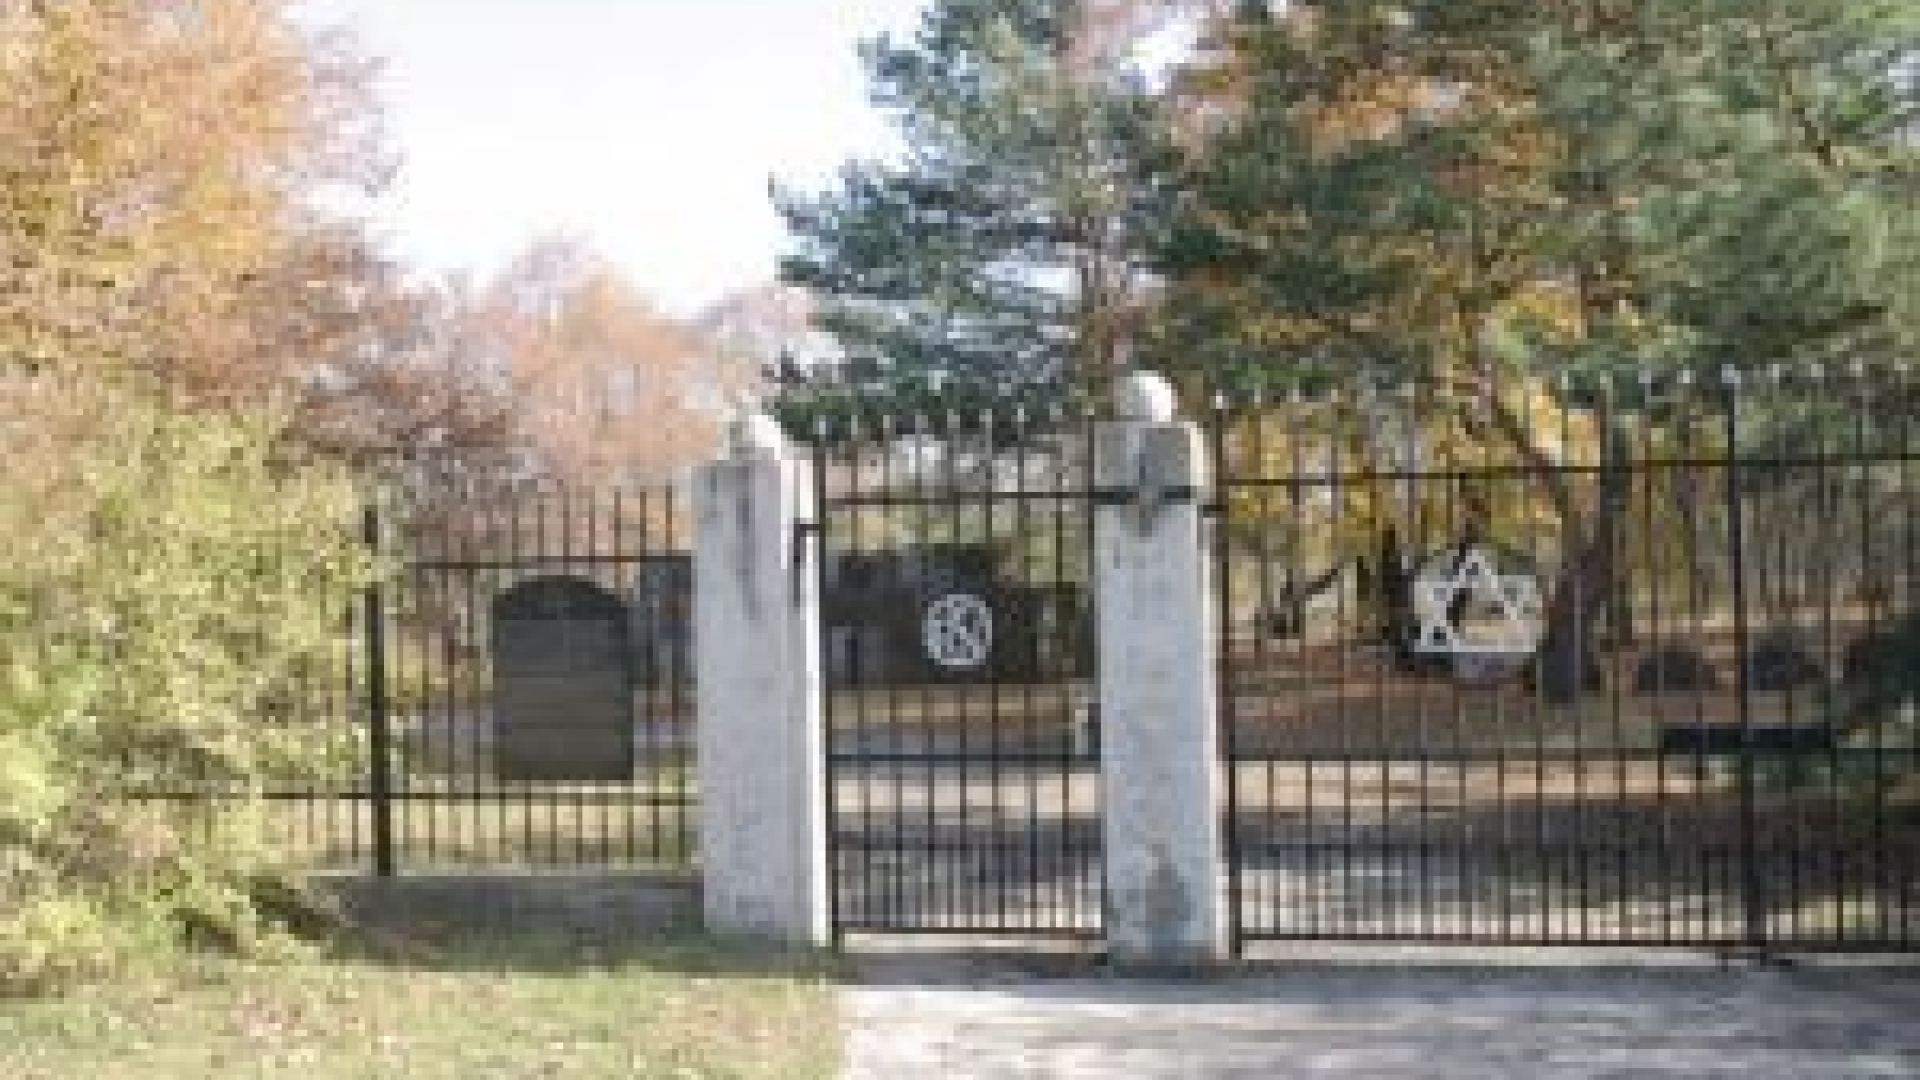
{"left": 821, "top": 544, "right": 1093, "bottom": 685}
{"left": 1633, "top": 644, "right": 1720, "bottom": 694}
{"left": 491, "top": 576, "right": 634, "bottom": 783}
{"left": 1746, "top": 626, "right": 1826, "bottom": 692}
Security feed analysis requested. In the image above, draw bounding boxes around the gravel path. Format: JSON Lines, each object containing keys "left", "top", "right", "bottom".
{"left": 843, "top": 954, "right": 1920, "bottom": 1079}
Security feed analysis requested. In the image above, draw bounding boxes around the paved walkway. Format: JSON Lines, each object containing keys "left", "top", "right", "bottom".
{"left": 843, "top": 955, "right": 1920, "bottom": 1078}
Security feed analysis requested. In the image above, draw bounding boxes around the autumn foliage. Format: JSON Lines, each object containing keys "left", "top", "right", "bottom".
{"left": 0, "top": 0, "right": 747, "bottom": 989}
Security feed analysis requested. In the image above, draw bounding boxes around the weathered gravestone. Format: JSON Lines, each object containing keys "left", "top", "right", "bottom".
{"left": 491, "top": 576, "right": 633, "bottom": 783}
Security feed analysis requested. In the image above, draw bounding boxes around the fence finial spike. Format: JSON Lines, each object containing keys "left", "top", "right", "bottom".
{"left": 1115, "top": 370, "right": 1178, "bottom": 422}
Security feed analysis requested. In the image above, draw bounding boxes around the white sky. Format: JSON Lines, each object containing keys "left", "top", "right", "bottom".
{"left": 303, "top": 0, "right": 926, "bottom": 315}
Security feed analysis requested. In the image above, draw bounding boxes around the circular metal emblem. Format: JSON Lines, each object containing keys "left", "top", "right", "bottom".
{"left": 922, "top": 592, "right": 994, "bottom": 671}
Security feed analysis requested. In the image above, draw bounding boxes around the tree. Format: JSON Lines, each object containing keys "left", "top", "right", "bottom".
{"left": 777, "top": 0, "right": 1178, "bottom": 390}
{"left": 451, "top": 238, "right": 752, "bottom": 488}
{"left": 0, "top": 370, "right": 371, "bottom": 992}
{"left": 1159, "top": 0, "right": 1607, "bottom": 690}
{"left": 1533, "top": 0, "right": 1920, "bottom": 367}
{"left": 0, "top": 0, "right": 384, "bottom": 398}
{"left": 284, "top": 230, "right": 520, "bottom": 471}
{"left": 1159, "top": 0, "right": 1920, "bottom": 699}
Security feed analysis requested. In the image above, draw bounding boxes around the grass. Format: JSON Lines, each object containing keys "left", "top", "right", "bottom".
{"left": 0, "top": 930, "right": 841, "bottom": 1080}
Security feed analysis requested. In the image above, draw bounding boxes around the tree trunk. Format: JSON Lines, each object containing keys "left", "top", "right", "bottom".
{"left": 1532, "top": 422, "right": 1633, "bottom": 703}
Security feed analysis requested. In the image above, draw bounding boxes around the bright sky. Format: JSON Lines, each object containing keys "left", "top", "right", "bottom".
{"left": 305, "top": 0, "right": 926, "bottom": 315}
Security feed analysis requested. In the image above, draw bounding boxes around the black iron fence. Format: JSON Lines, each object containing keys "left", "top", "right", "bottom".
{"left": 1212, "top": 366, "right": 1920, "bottom": 950}
{"left": 136, "top": 364, "right": 1920, "bottom": 954}
{"left": 805, "top": 407, "right": 1105, "bottom": 936}
{"left": 260, "top": 484, "right": 698, "bottom": 873}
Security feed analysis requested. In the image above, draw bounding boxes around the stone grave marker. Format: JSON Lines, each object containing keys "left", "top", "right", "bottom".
{"left": 491, "top": 575, "right": 633, "bottom": 783}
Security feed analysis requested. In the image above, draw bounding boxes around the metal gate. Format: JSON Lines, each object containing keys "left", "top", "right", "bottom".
{"left": 806, "top": 407, "right": 1103, "bottom": 936}
{"left": 1213, "top": 369, "right": 1919, "bottom": 950}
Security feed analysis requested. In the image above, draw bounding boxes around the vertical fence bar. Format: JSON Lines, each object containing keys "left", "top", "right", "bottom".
{"left": 1210, "top": 392, "right": 1243, "bottom": 953}
{"left": 1859, "top": 372, "right": 1890, "bottom": 946}
{"left": 362, "top": 500, "right": 396, "bottom": 878}
{"left": 809, "top": 422, "right": 840, "bottom": 941}
{"left": 1722, "top": 372, "right": 1761, "bottom": 949}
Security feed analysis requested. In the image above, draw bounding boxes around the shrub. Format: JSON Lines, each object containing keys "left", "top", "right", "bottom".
{"left": 0, "top": 373, "right": 372, "bottom": 992}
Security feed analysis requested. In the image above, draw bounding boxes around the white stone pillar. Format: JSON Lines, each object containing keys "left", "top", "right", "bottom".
{"left": 693, "top": 413, "right": 829, "bottom": 946}
{"left": 1094, "top": 373, "right": 1228, "bottom": 969}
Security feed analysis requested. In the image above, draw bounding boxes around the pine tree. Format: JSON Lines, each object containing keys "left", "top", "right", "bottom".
{"left": 1537, "top": 0, "right": 1920, "bottom": 367}
{"left": 1160, "top": 0, "right": 1920, "bottom": 380}
{"left": 776, "top": 0, "right": 1174, "bottom": 392}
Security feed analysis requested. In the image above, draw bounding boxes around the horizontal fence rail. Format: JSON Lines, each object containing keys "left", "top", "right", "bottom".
{"left": 1211, "top": 366, "right": 1920, "bottom": 951}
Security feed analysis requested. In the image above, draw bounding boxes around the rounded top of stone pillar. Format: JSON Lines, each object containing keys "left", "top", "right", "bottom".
{"left": 1114, "top": 370, "right": 1179, "bottom": 423}
{"left": 728, "top": 411, "right": 789, "bottom": 460}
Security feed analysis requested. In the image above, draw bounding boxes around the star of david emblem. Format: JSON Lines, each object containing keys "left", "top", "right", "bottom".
{"left": 1410, "top": 548, "right": 1543, "bottom": 656}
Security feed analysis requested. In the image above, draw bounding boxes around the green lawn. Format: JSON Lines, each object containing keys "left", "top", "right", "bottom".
{"left": 0, "top": 932, "right": 839, "bottom": 1080}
